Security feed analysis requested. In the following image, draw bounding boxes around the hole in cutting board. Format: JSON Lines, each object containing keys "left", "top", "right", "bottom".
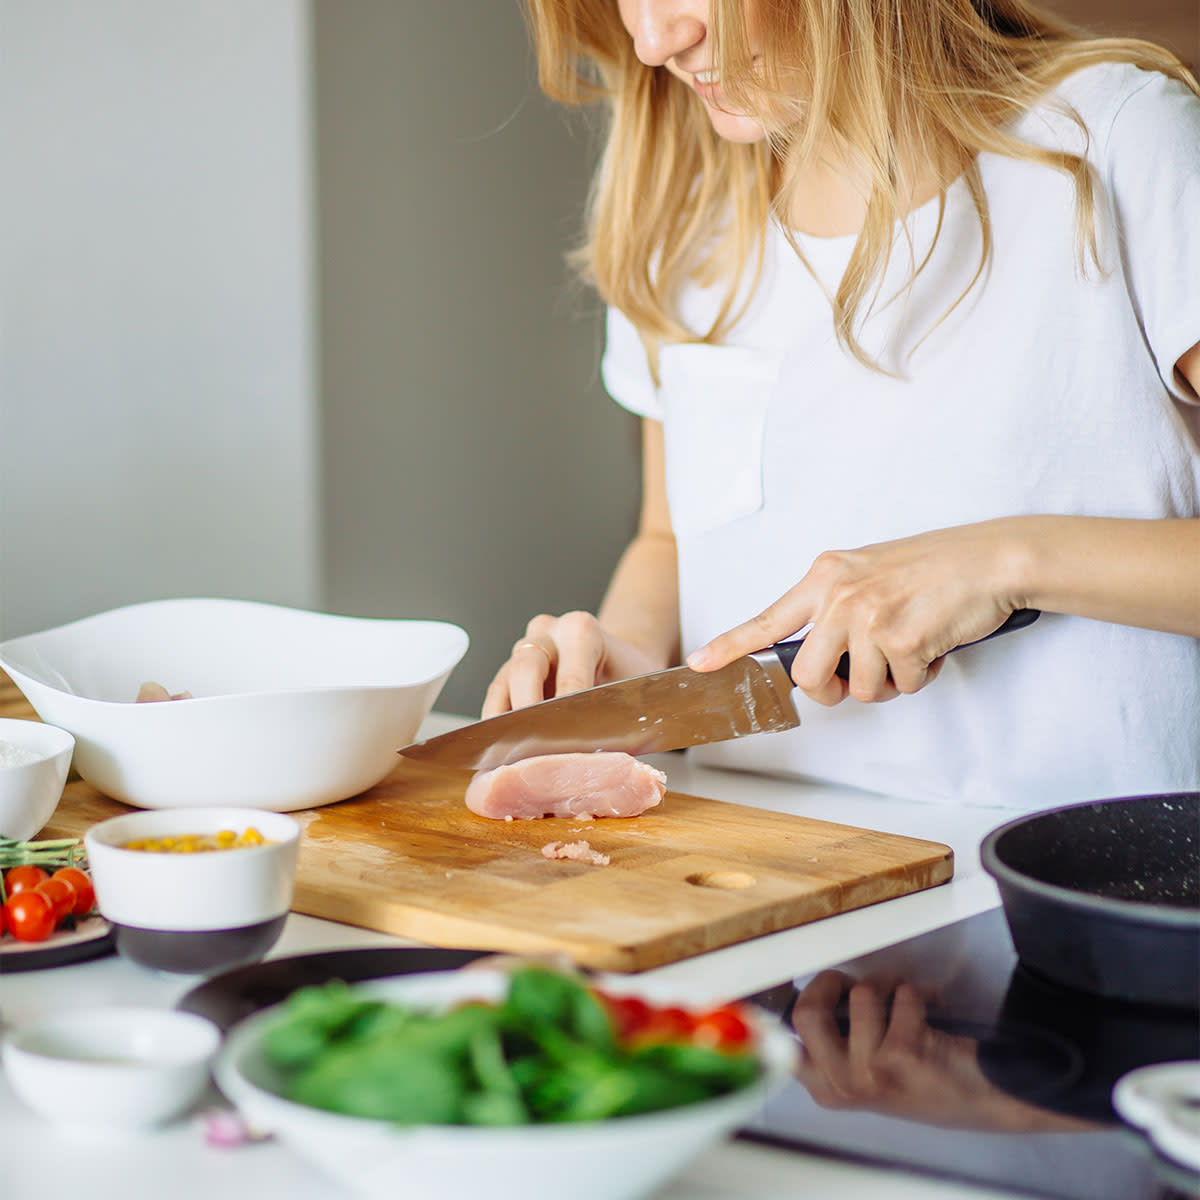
{"left": 685, "top": 870, "right": 756, "bottom": 890}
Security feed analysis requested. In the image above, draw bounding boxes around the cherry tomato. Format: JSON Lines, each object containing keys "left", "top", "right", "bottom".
{"left": 4, "top": 890, "right": 56, "bottom": 942}
{"left": 4, "top": 865, "right": 50, "bottom": 897}
{"left": 599, "top": 994, "right": 653, "bottom": 1040}
{"left": 640, "top": 1005, "right": 698, "bottom": 1042}
{"left": 35, "top": 877, "right": 75, "bottom": 923}
{"left": 691, "top": 1005, "right": 754, "bottom": 1049}
{"left": 51, "top": 867, "right": 95, "bottom": 916}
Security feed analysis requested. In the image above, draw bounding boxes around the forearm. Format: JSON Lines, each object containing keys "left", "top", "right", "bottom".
{"left": 598, "top": 531, "right": 681, "bottom": 669}
{"left": 1006, "top": 515, "right": 1200, "bottom": 637}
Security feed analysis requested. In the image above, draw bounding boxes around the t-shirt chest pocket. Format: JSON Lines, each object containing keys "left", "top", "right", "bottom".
{"left": 658, "top": 344, "right": 784, "bottom": 536}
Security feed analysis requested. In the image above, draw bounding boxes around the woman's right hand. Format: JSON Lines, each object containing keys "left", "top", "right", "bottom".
{"left": 481, "top": 611, "right": 663, "bottom": 718}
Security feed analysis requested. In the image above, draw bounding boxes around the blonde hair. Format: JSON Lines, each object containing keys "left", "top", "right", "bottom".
{"left": 523, "top": 0, "right": 1197, "bottom": 372}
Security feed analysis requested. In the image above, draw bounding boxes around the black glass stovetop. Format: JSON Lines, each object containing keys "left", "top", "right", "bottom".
{"left": 737, "top": 907, "right": 1200, "bottom": 1200}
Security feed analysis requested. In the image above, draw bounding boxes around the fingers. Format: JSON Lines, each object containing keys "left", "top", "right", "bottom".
{"left": 480, "top": 613, "right": 610, "bottom": 718}
{"left": 481, "top": 627, "right": 556, "bottom": 719}
{"left": 791, "top": 970, "right": 943, "bottom": 1111}
{"left": 507, "top": 639, "right": 556, "bottom": 711}
{"left": 547, "top": 611, "right": 606, "bottom": 697}
{"left": 687, "top": 605, "right": 793, "bottom": 673}
{"left": 480, "top": 670, "right": 514, "bottom": 719}
{"left": 879, "top": 982, "right": 928, "bottom": 1054}
{"left": 686, "top": 601, "right": 945, "bottom": 707}
{"left": 790, "top": 970, "right": 853, "bottom": 1101}
{"left": 684, "top": 528, "right": 1022, "bottom": 707}
{"left": 845, "top": 980, "right": 890, "bottom": 1080}
{"left": 786, "top": 622, "right": 852, "bottom": 707}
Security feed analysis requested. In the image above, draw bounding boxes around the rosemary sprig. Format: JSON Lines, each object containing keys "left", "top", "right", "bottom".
{"left": 0, "top": 836, "right": 86, "bottom": 903}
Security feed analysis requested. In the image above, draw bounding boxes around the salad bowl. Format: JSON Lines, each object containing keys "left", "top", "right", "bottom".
{"left": 213, "top": 966, "right": 798, "bottom": 1200}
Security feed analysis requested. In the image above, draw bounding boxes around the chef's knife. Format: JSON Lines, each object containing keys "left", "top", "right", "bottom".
{"left": 400, "top": 608, "right": 1040, "bottom": 770}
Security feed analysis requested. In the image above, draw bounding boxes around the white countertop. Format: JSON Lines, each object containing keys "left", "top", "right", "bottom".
{"left": 0, "top": 717, "right": 1032, "bottom": 1200}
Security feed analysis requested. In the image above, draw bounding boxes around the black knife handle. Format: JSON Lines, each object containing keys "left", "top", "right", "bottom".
{"left": 771, "top": 608, "right": 1040, "bottom": 682}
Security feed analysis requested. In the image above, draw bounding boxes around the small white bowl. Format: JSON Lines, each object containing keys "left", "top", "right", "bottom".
{"left": 0, "top": 718, "right": 76, "bottom": 840}
{"left": 85, "top": 807, "right": 300, "bottom": 974}
{"left": 3, "top": 1006, "right": 220, "bottom": 1133}
{"left": 1113, "top": 1060, "right": 1200, "bottom": 1172}
{"left": 0, "top": 598, "right": 469, "bottom": 811}
{"left": 215, "top": 969, "right": 798, "bottom": 1200}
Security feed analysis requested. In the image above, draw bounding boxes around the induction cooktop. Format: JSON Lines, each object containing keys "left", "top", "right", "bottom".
{"left": 737, "top": 907, "right": 1200, "bottom": 1200}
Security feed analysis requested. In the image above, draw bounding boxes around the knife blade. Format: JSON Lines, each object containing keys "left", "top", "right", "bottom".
{"left": 399, "top": 608, "right": 1040, "bottom": 770}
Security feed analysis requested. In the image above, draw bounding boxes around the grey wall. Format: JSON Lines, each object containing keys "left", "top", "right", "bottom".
{"left": 1, "top": 0, "right": 639, "bottom": 719}
{"left": 0, "top": 0, "right": 319, "bottom": 633}
{"left": 312, "top": 2, "right": 640, "bottom": 715}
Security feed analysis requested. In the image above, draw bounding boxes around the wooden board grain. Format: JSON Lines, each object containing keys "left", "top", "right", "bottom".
{"left": 41, "top": 754, "right": 953, "bottom": 973}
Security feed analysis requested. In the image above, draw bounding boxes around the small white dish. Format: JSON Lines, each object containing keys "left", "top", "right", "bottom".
{"left": 1113, "top": 1060, "right": 1200, "bottom": 1171}
{"left": 215, "top": 969, "right": 798, "bottom": 1200}
{"left": 0, "top": 718, "right": 75, "bottom": 840}
{"left": 0, "top": 598, "right": 468, "bottom": 811}
{"left": 85, "top": 807, "right": 301, "bottom": 974}
{"left": 3, "top": 1006, "right": 221, "bottom": 1133}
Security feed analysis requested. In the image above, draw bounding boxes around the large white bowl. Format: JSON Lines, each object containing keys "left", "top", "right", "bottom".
{"left": 0, "top": 598, "right": 468, "bottom": 811}
{"left": 0, "top": 717, "right": 76, "bottom": 839}
{"left": 214, "top": 969, "right": 798, "bottom": 1200}
{"left": 4, "top": 1006, "right": 220, "bottom": 1133}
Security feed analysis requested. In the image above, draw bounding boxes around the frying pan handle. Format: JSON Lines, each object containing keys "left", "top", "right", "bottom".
{"left": 772, "top": 608, "right": 1041, "bottom": 682}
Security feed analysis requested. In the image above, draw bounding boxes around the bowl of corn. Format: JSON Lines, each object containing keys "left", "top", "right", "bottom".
{"left": 84, "top": 806, "right": 301, "bottom": 974}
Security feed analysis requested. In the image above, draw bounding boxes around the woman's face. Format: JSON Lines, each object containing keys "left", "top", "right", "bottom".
{"left": 616, "top": 0, "right": 767, "bottom": 143}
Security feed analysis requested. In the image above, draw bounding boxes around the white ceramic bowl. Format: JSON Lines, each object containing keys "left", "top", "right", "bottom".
{"left": 1113, "top": 1060, "right": 1200, "bottom": 1172}
{"left": 85, "top": 806, "right": 301, "bottom": 974}
{"left": 0, "top": 598, "right": 468, "bottom": 811}
{"left": 4, "top": 1006, "right": 220, "bottom": 1133}
{"left": 214, "top": 970, "right": 798, "bottom": 1200}
{"left": 0, "top": 718, "right": 76, "bottom": 840}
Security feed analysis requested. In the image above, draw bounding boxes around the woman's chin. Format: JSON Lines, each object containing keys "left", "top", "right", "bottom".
{"left": 705, "top": 104, "right": 768, "bottom": 144}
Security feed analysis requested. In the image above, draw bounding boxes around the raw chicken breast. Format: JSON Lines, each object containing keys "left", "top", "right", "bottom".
{"left": 136, "top": 681, "right": 192, "bottom": 702}
{"left": 465, "top": 752, "right": 667, "bottom": 820}
{"left": 541, "top": 840, "right": 611, "bottom": 866}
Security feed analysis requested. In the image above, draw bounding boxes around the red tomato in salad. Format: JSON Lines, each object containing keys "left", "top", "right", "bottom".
{"left": 4, "top": 890, "right": 56, "bottom": 942}
{"left": 51, "top": 867, "right": 94, "bottom": 916}
{"left": 597, "top": 991, "right": 754, "bottom": 1051}
{"left": 599, "top": 994, "right": 652, "bottom": 1041}
{"left": 691, "top": 1005, "right": 754, "bottom": 1049}
{"left": 4, "top": 865, "right": 50, "bottom": 897}
{"left": 35, "top": 876, "right": 75, "bottom": 923}
{"left": 639, "top": 1006, "right": 698, "bottom": 1042}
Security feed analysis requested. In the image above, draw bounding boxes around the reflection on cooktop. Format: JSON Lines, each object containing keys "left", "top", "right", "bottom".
{"left": 738, "top": 908, "right": 1200, "bottom": 1200}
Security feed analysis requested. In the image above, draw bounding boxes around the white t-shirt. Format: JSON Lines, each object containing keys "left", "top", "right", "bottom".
{"left": 601, "top": 63, "right": 1200, "bottom": 810}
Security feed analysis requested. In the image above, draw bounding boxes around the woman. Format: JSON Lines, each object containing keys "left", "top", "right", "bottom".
{"left": 486, "top": 0, "right": 1200, "bottom": 809}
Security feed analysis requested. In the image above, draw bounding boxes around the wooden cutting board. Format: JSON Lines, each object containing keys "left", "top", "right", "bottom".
{"left": 42, "top": 756, "right": 953, "bottom": 973}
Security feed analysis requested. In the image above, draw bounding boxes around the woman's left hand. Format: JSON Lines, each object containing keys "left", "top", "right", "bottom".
{"left": 686, "top": 521, "right": 1026, "bottom": 706}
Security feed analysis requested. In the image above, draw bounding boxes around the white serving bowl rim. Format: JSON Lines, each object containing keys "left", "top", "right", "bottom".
{"left": 0, "top": 597, "right": 469, "bottom": 703}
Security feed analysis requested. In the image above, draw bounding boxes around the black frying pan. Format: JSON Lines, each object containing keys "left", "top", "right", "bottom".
{"left": 980, "top": 793, "right": 1200, "bottom": 1009}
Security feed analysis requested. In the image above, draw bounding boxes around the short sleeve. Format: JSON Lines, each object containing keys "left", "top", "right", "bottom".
{"left": 1103, "top": 71, "right": 1200, "bottom": 400}
{"left": 600, "top": 305, "right": 662, "bottom": 420}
